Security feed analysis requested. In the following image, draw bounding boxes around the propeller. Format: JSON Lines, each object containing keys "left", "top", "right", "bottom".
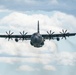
{"left": 19, "top": 31, "right": 28, "bottom": 41}
{"left": 6, "top": 30, "right": 14, "bottom": 41}
{"left": 60, "top": 29, "right": 69, "bottom": 39}
{"left": 47, "top": 30, "right": 55, "bottom": 40}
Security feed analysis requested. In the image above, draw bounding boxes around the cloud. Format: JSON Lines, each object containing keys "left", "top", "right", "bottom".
{"left": 56, "top": 52, "right": 76, "bottom": 66}
{"left": 43, "top": 65, "right": 56, "bottom": 71}
{"left": 0, "top": 11, "right": 75, "bottom": 68}
{"left": 17, "top": 65, "right": 36, "bottom": 71}
{"left": 0, "top": 11, "right": 76, "bottom": 32}
{"left": 50, "top": 0, "right": 58, "bottom": 4}
{"left": 0, "top": 55, "right": 54, "bottom": 65}
{"left": 0, "top": 52, "right": 76, "bottom": 66}
{"left": 0, "top": 9, "right": 9, "bottom": 12}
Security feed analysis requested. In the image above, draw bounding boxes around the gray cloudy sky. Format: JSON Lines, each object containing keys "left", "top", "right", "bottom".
{"left": 0, "top": 0, "right": 76, "bottom": 15}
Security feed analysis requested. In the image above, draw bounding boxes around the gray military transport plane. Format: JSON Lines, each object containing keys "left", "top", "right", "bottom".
{"left": 0, "top": 21, "right": 76, "bottom": 48}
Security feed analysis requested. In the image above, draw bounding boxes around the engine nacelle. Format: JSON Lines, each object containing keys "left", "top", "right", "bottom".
{"left": 56, "top": 37, "right": 60, "bottom": 41}
{"left": 15, "top": 38, "right": 19, "bottom": 42}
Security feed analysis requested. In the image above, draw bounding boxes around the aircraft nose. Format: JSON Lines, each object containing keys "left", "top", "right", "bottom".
{"left": 34, "top": 36, "right": 39, "bottom": 42}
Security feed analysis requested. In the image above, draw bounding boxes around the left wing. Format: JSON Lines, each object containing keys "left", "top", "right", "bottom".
{"left": 42, "top": 33, "right": 76, "bottom": 40}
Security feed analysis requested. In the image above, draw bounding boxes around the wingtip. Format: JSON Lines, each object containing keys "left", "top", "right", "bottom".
{"left": 74, "top": 33, "right": 76, "bottom": 36}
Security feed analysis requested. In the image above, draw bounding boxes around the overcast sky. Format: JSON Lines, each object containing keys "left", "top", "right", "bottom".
{"left": 0, "top": 0, "right": 76, "bottom": 75}
{"left": 0, "top": 0, "right": 76, "bottom": 15}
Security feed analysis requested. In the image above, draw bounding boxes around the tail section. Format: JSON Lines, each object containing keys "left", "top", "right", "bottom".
{"left": 37, "top": 20, "right": 40, "bottom": 33}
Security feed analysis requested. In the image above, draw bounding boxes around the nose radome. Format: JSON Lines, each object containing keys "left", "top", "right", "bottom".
{"left": 34, "top": 36, "right": 39, "bottom": 42}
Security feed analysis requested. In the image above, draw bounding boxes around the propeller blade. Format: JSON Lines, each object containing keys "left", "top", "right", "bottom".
{"left": 50, "top": 30, "right": 51, "bottom": 34}
{"left": 62, "top": 29, "right": 64, "bottom": 33}
{"left": 5, "top": 31, "right": 14, "bottom": 41}
{"left": 8, "top": 38, "right": 10, "bottom": 41}
{"left": 9, "top": 30, "right": 11, "bottom": 34}
{"left": 47, "top": 30, "right": 55, "bottom": 40}
{"left": 20, "top": 31, "right": 27, "bottom": 35}
{"left": 52, "top": 32, "right": 54, "bottom": 34}
{"left": 11, "top": 32, "right": 14, "bottom": 35}
{"left": 47, "top": 31, "right": 49, "bottom": 34}
{"left": 19, "top": 31, "right": 28, "bottom": 41}
{"left": 60, "top": 32, "right": 62, "bottom": 34}
{"left": 6, "top": 31, "right": 8, "bottom": 35}
{"left": 47, "top": 30, "right": 54, "bottom": 35}
{"left": 25, "top": 32, "right": 28, "bottom": 35}
{"left": 20, "top": 32, "right": 22, "bottom": 35}
{"left": 65, "top": 30, "right": 67, "bottom": 33}
{"left": 61, "top": 37, "right": 63, "bottom": 39}
{"left": 60, "top": 29, "right": 68, "bottom": 40}
{"left": 65, "top": 36, "right": 66, "bottom": 39}
{"left": 23, "top": 31, "right": 24, "bottom": 34}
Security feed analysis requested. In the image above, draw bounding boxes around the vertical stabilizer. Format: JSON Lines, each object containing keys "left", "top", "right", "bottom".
{"left": 37, "top": 21, "right": 40, "bottom": 33}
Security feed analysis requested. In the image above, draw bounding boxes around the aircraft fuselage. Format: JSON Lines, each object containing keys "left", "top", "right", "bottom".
{"left": 30, "top": 33, "right": 44, "bottom": 47}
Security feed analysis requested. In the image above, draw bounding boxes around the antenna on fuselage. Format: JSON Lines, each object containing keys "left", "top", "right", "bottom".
{"left": 37, "top": 20, "right": 40, "bottom": 33}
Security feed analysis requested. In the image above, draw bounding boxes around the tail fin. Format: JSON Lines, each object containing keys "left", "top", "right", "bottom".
{"left": 37, "top": 20, "right": 40, "bottom": 33}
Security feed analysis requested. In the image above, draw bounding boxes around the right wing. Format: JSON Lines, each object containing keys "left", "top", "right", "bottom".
{"left": 0, "top": 35, "right": 31, "bottom": 40}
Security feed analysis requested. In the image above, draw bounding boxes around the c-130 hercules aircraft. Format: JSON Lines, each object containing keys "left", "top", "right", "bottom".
{"left": 0, "top": 21, "right": 76, "bottom": 48}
